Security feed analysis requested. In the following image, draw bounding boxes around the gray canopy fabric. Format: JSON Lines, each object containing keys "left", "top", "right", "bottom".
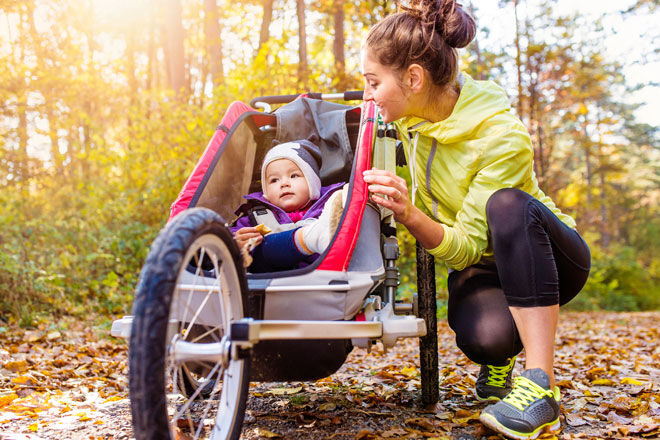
{"left": 275, "top": 97, "right": 359, "bottom": 185}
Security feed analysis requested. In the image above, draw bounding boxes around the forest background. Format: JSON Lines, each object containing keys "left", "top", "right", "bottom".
{"left": 0, "top": 0, "right": 658, "bottom": 327}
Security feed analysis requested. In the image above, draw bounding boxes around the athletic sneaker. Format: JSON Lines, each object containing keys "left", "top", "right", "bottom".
{"left": 475, "top": 356, "right": 516, "bottom": 401}
{"left": 479, "top": 368, "right": 560, "bottom": 440}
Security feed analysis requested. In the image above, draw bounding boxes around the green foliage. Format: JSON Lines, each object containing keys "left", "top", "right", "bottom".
{"left": 0, "top": 92, "right": 221, "bottom": 324}
{"left": 567, "top": 233, "right": 660, "bottom": 311}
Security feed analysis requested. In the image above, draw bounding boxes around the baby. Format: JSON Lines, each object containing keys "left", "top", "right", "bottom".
{"left": 231, "top": 139, "right": 345, "bottom": 272}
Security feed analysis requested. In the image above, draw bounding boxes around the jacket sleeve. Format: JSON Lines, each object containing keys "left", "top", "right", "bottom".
{"left": 425, "top": 128, "right": 534, "bottom": 270}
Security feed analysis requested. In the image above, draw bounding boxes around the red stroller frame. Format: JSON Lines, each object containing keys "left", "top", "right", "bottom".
{"left": 112, "top": 93, "right": 440, "bottom": 440}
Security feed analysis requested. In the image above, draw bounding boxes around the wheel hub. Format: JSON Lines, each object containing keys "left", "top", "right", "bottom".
{"left": 170, "top": 334, "right": 232, "bottom": 367}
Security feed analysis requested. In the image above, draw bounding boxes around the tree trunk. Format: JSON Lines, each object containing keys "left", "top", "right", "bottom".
{"left": 147, "top": 2, "right": 156, "bottom": 91}
{"left": 513, "top": 0, "right": 523, "bottom": 119}
{"left": 296, "top": 0, "right": 309, "bottom": 90}
{"left": 596, "top": 116, "right": 609, "bottom": 248}
{"left": 332, "top": 0, "right": 346, "bottom": 89}
{"left": 469, "top": 2, "right": 485, "bottom": 80}
{"left": 599, "top": 165, "right": 609, "bottom": 247}
{"left": 156, "top": 0, "right": 167, "bottom": 91}
{"left": 66, "top": 130, "right": 77, "bottom": 180}
{"left": 529, "top": 63, "right": 544, "bottom": 185}
{"left": 204, "top": 0, "right": 224, "bottom": 90}
{"left": 44, "top": 102, "right": 63, "bottom": 175}
{"left": 81, "top": 101, "right": 92, "bottom": 180}
{"left": 126, "top": 32, "right": 138, "bottom": 112}
{"left": 583, "top": 122, "right": 592, "bottom": 206}
{"left": 257, "top": 0, "right": 274, "bottom": 54}
{"left": 17, "top": 94, "right": 28, "bottom": 183}
{"left": 81, "top": 8, "right": 97, "bottom": 182}
{"left": 166, "top": 0, "right": 187, "bottom": 97}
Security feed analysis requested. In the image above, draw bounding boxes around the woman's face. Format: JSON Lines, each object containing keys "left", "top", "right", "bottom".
{"left": 361, "top": 48, "right": 411, "bottom": 123}
{"left": 264, "top": 159, "right": 311, "bottom": 212}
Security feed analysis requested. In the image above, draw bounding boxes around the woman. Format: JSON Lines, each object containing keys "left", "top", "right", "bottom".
{"left": 361, "top": 1, "right": 591, "bottom": 439}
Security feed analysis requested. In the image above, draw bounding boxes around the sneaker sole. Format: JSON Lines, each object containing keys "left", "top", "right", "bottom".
{"left": 475, "top": 394, "right": 502, "bottom": 402}
{"left": 479, "top": 412, "right": 560, "bottom": 440}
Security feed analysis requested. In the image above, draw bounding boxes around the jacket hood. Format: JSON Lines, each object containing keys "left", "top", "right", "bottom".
{"left": 397, "top": 73, "right": 512, "bottom": 143}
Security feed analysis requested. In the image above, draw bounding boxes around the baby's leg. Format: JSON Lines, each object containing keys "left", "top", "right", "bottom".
{"left": 248, "top": 228, "right": 308, "bottom": 273}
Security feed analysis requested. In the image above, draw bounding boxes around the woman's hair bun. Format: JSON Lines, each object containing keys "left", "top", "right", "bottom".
{"left": 399, "top": 0, "right": 476, "bottom": 49}
{"left": 439, "top": 1, "right": 476, "bottom": 48}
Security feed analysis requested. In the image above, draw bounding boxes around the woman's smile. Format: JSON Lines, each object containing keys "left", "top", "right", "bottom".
{"left": 361, "top": 49, "right": 410, "bottom": 123}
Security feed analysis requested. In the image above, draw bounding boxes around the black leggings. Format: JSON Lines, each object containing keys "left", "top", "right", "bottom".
{"left": 447, "top": 188, "right": 591, "bottom": 366}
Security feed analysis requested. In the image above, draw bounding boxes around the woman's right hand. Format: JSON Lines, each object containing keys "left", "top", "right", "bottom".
{"left": 234, "top": 227, "right": 263, "bottom": 249}
{"left": 363, "top": 169, "right": 414, "bottom": 224}
{"left": 363, "top": 168, "right": 445, "bottom": 251}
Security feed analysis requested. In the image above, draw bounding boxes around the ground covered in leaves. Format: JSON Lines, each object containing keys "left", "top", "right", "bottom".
{"left": 0, "top": 312, "right": 658, "bottom": 440}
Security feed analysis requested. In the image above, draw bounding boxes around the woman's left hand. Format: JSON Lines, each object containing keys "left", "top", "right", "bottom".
{"left": 363, "top": 169, "right": 413, "bottom": 224}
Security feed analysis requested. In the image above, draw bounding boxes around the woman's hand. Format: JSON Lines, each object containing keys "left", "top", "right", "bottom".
{"left": 363, "top": 169, "right": 414, "bottom": 224}
{"left": 234, "top": 227, "right": 263, "bottom": 249}
{"left": 363, "top": 168, "right": 446, "bottom": 250}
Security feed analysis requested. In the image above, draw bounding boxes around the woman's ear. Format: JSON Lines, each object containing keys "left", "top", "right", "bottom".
{"left": 406, "top": 64, "right": 425, "bottom": 93}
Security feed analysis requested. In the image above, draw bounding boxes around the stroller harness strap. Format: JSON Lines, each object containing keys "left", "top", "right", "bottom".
{"left": 248, "top": 206, "right": 313, "bottom": 234}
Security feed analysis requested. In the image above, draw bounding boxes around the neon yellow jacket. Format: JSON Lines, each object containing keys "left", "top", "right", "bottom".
{"left": 394, "top": 73, "right": 576, "bottom": 271}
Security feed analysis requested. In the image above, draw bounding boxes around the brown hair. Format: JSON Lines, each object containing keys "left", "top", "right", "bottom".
{"left": 366, "top": 0, "right": 476, "bottom": 87}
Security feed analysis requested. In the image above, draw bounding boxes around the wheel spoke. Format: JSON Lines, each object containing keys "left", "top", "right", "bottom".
{"left": 218, "top": 271, "right": 231, "bottom": 331}
{"left": 183, "top": 246, "right": 208, "bottom": 326}
{"left": 190, "top": 325, "right": 223, "bottom": 343}
{"left": 173, "top": 361, "right": 222, "bottom": 422}
{"left": 183, "top": 286, "right": 215, "bottom": 337}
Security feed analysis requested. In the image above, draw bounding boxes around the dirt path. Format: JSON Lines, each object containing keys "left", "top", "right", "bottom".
{"left": 1, "top": 312, "right": 658, "bottom": 439}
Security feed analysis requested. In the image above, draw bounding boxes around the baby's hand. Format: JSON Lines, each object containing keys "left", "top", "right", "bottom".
{"left": 235, "top": 227, "right": 263, "bottom": 249}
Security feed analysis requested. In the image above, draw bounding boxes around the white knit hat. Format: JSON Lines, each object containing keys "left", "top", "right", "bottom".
{"left": 261, "top": 140, "right": 323, "bottom": 200}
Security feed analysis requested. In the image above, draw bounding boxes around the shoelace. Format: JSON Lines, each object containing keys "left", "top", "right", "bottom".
{"left": 502, "top": 376, "right": 555, "bottom": 411}
{"left": 485, "top": 357, "right": 515, "bottom": 388}
{"left": 485, "top": 364, "right": 511, "bottom": 387}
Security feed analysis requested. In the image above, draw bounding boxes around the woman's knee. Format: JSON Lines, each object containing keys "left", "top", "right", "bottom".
{"left": 486, "top": 188, "right": 530, "bottom": 236}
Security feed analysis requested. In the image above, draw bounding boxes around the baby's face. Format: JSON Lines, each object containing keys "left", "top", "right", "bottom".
{"left": 264, "top": 159, "right": 311, "bottom": 212}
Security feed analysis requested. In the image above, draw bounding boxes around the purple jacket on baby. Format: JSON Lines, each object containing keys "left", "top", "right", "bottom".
{"left": 230, "top": 182, "right": 344, "bottom": 234}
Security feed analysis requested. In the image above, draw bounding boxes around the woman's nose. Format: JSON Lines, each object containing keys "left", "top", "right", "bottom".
{"left": 363, "top": 87, "right": 373, "bottom": 101}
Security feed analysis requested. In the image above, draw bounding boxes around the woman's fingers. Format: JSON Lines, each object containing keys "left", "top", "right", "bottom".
{"left": 363, "top": 169, "right": 403, "bottom": 182}
{"left": 364, "top": 169, "right": 409, "bottom": 203}
{"left": 363, "top": 170, "right": 408, "bottom": 192}
{"left": 364, "top": 169, "right": 413, "bottom": 223}
{"left": 367, "top": 184, "right": 403, "bottom": 200}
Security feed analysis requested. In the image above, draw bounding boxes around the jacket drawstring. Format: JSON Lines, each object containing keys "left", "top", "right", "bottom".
{"left": 408, "top": 131, "right": 420, "bottom": 206}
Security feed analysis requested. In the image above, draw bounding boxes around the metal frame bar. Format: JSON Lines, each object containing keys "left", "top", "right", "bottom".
{"left": 231, "top": 319, "right": 382, "bottom": 344}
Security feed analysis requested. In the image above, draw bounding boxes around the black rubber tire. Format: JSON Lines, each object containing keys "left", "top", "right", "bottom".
{"left": 416, "top": 241, "right": 439, "bottom": 406}
{"left": 129, "top": 207, "right": 250, "bottom": 440}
